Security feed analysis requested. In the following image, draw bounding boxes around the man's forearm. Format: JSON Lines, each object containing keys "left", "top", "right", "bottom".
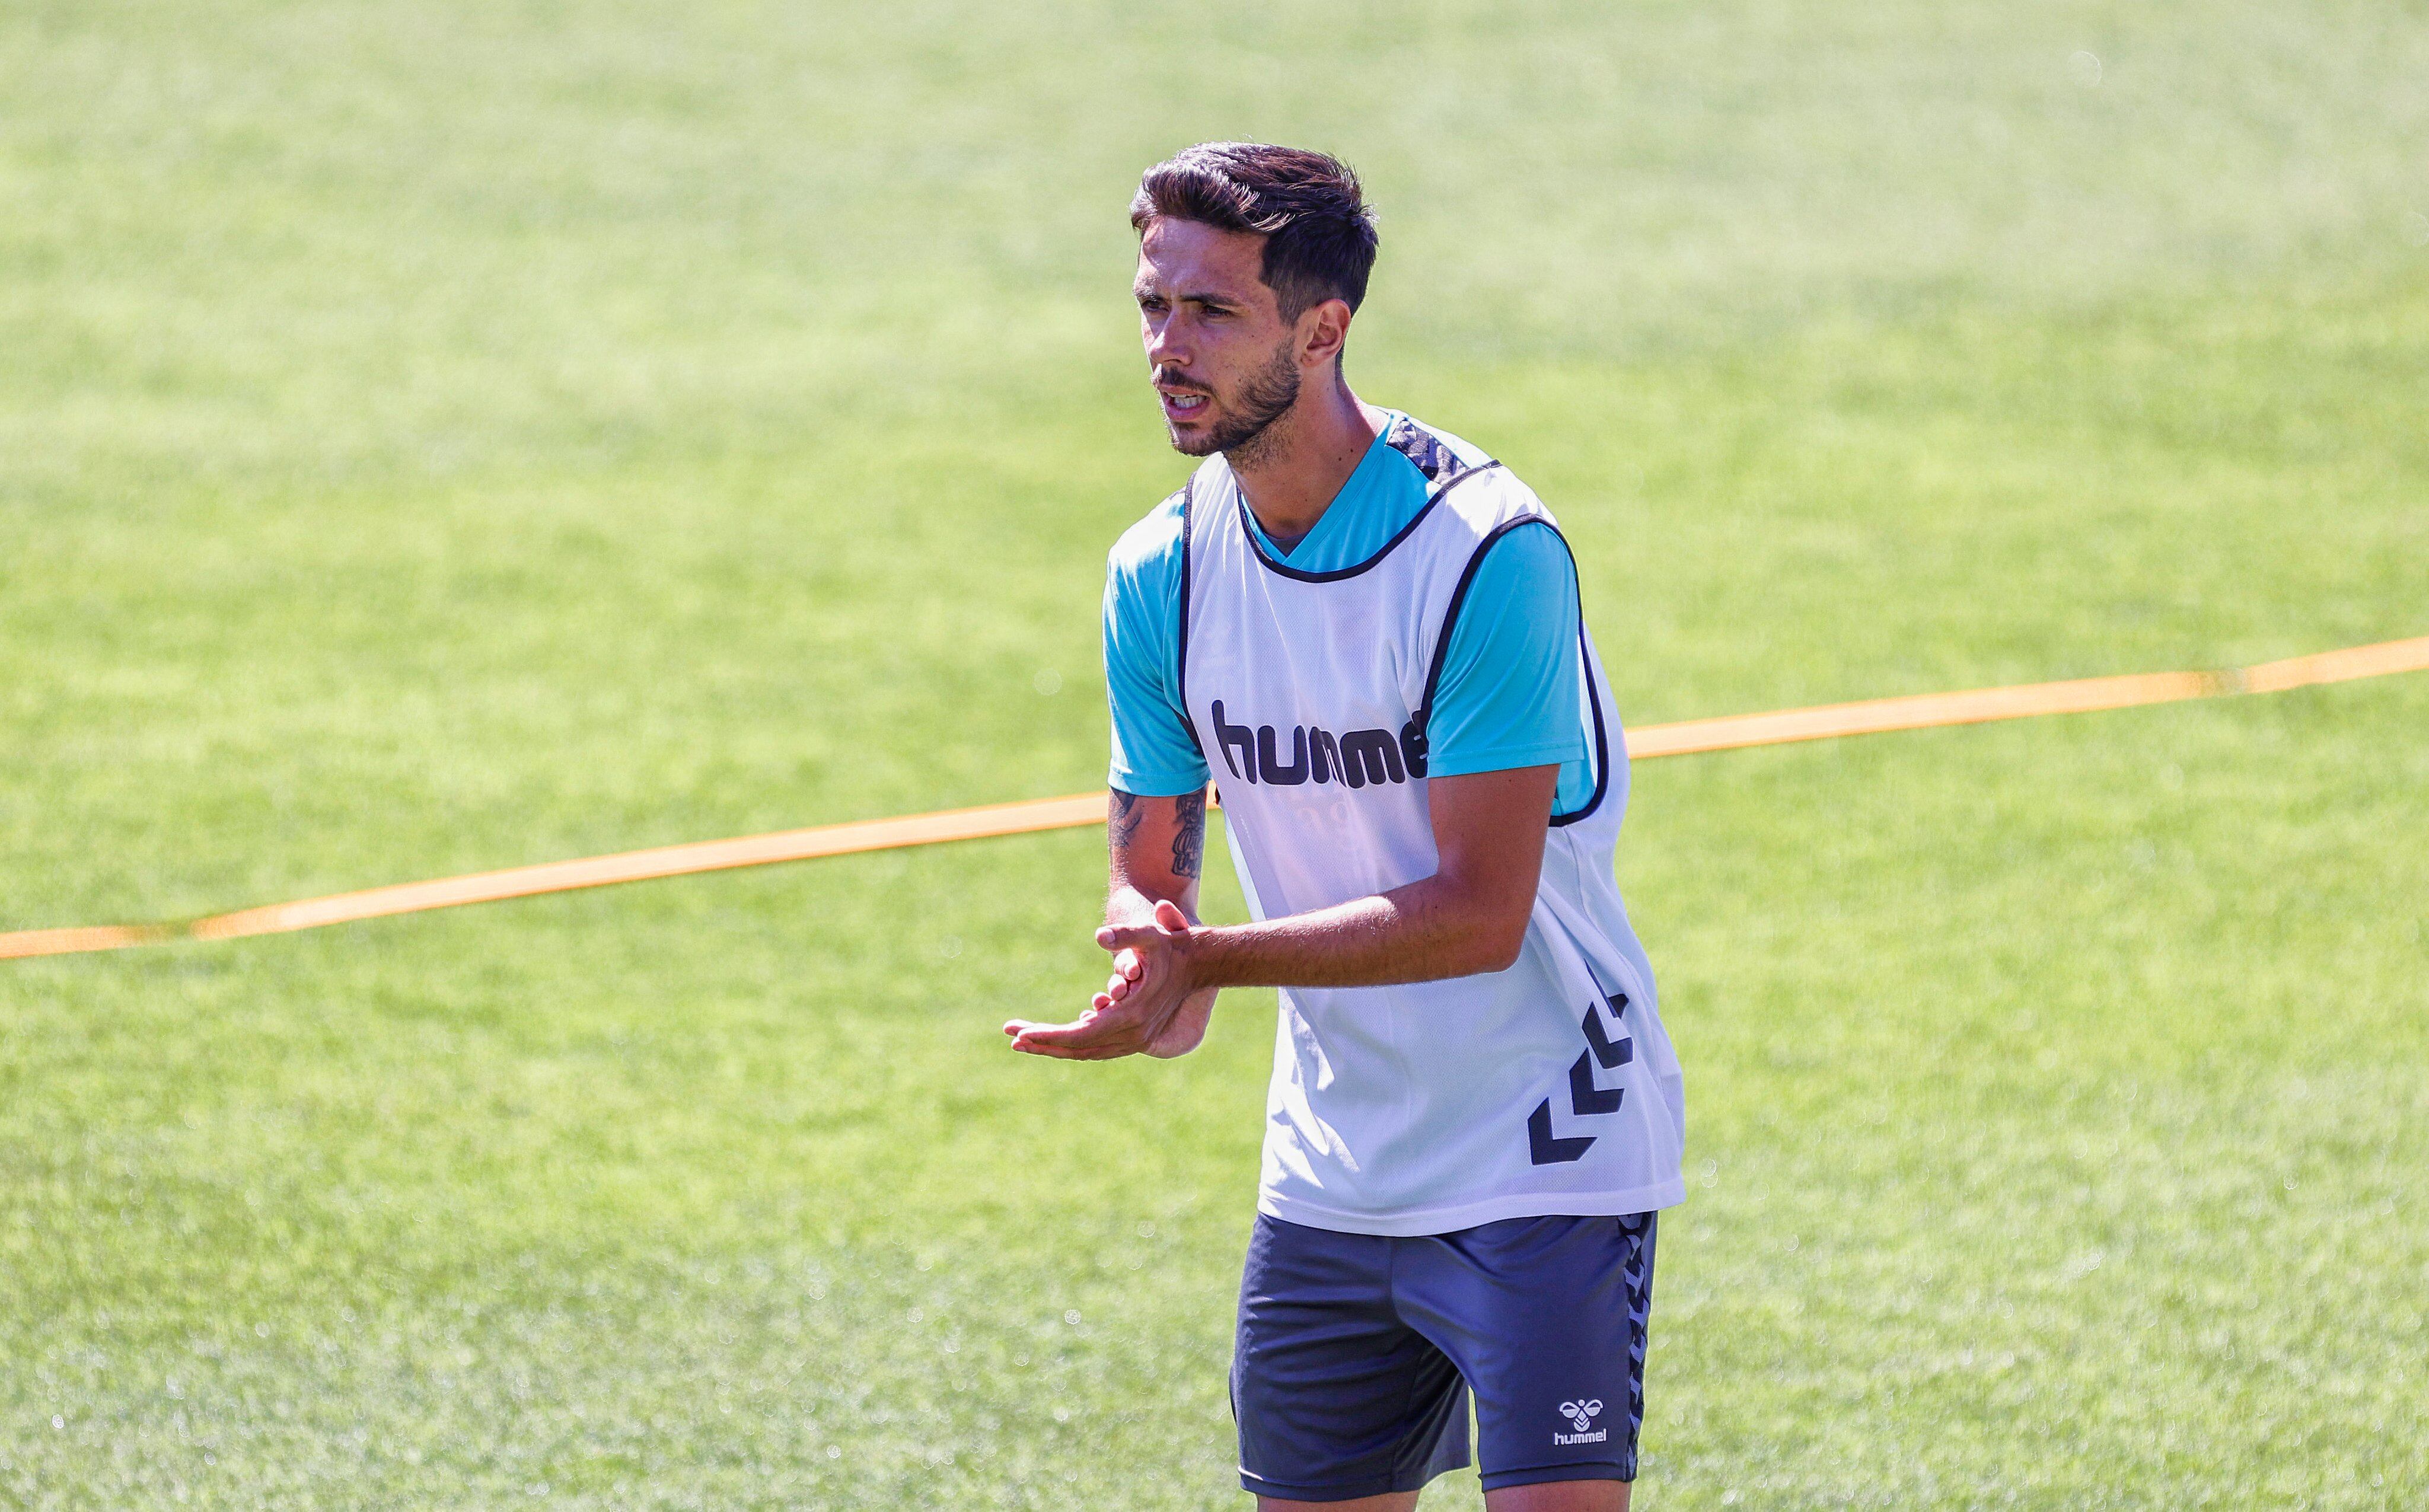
{"left": 1106, "top": 787, "right": 1204, "bottom": 927}
{"left": 1108, "top": 879, "right": 1197, "bottom": 927}
{"left": 1182, "top": 872, "right": 1526, "bottom": 991}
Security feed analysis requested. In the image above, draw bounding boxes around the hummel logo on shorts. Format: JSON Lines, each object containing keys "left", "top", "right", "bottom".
{"left": 1554, "top": 1397, "right": 1606, "bottom": 1444}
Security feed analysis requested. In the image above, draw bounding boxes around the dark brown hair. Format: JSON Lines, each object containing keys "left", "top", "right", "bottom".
{"left": 1130, "top": 143, "right": 1379, "bottom": 320}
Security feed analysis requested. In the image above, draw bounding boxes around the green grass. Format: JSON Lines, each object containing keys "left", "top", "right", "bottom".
{"left": 3, "top": 0, "right": 2426, "bottom": 1505}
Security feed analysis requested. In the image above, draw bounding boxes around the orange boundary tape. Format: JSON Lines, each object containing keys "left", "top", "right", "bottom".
{"left": 5, "top": 634, "right": 2424, "bottom": 963}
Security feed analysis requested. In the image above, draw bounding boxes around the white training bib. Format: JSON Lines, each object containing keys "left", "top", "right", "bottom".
{"left": 1180, "top": 417, "right": 1687, "bottom": 1237}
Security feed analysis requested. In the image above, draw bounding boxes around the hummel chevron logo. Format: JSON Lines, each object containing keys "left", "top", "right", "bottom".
{"left": 1567, "top": 1051, "right": 1624, "bottom": 1115}
{"left": 1583, "top": 997, "right": 1634, "bottom": 1069}
{"left": 1528, "top": 993, "right": 1637, "bottom": 1166}
{"left": 1526, "top": 1099, "right": 1594, "bottom": 1164}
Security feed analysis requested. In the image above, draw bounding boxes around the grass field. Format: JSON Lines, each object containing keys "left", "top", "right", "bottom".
{"left": 5, "top": 1, "right": 2427, "bottom": 1506}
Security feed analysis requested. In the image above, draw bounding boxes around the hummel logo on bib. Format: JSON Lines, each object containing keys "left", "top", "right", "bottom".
{"left": 1207, "top": 700, "right": 1427, "bottom": 788}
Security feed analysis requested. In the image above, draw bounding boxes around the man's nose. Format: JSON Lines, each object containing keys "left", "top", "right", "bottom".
{"left": 1145, "top": 314, "right": 1188, "bottom": 367}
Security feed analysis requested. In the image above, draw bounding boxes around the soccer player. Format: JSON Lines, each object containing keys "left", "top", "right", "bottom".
{"left": 1004, "top": 143, "right": 1685, "bottom": 1511}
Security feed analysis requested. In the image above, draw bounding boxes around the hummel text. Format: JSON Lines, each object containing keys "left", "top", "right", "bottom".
{"left": 1210, "top": 700, "right": 1428, "bottom": 788}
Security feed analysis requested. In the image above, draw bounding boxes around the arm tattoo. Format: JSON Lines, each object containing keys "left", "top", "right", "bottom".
{"left": 1171, "top": 789, "right": 1206, "bottom": 880}
{"left": 1109, "top": 788, "right": 1145, "bottom": 853}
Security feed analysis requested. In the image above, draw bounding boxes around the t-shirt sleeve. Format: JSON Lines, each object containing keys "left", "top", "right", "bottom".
{"left": 1424, "top": 522, "right": 1589, "bottom": 779}
{"left": 1103, "top": 516, "right": 1211, "bottom": 798}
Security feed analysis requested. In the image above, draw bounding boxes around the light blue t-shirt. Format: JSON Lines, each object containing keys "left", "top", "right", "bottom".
{"left": 1104, "top": 417, "right": 1592, "bottom": 810}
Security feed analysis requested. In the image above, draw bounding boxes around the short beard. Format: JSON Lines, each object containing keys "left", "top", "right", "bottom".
{"left": 1170, "top": 340, "right": 1301, "bottom": 464}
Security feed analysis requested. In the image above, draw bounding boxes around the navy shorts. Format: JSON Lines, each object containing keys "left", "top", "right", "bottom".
{"left": 1232, "top": 1210, "right": 1657, "bottom": 1502}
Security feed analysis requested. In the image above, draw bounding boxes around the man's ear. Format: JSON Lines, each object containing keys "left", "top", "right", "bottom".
{"left": 1297, "top": 297, "right": 1354, "bottom": 371}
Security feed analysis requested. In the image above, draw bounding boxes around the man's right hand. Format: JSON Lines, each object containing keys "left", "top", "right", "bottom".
{"left": 1094, "top": 917, "right": 1222, "bottom": 1058}
{"left": 1002, "top": 787, "right": 1216, "bottom": 1062}
{"left": 1004, "top": 899, "right": 1215, "bottom": 1059}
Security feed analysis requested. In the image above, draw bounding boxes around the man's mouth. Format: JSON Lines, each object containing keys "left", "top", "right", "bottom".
{"left": 1157, "top": 385, "right": 1210, "bottom": 419}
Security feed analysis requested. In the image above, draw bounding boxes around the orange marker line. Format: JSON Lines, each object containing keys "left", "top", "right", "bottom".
{"left": 186, "top": 792, "right": 1114, "bottom": 943}
{"left": 2239, "top": 635, "right": 2429, "bottom": 695}
{"left": 4, "top": 634, "right": 2422, "bottom": 962}
{"left": 0, "top": 924, "right": 175, "bottom": 961}
{"left": 1624, "top": 667, "right": 2232, "bottom": 758}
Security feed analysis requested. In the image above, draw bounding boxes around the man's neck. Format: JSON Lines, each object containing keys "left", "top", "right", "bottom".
{"left": 1227, "top": 375, "right": 1386, "bottom": 548}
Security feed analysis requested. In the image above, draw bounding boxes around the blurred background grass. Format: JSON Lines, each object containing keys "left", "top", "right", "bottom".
{"left": 2, "top": 1, "right": 2424, "bottom": 1506}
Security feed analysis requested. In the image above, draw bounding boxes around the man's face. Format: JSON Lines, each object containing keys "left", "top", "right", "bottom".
{"left": 1134, "top": 218, "right": 1302, "bottom": 458}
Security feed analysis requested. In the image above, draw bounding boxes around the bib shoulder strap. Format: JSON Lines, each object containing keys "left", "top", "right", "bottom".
{"left": 1383, "top": 412, "right": 1490, "bottom": 488}
{"left": 1174, "top": 475, "right": 1206, "bottom": 760}
{"left": 1414, "top": 511, "right": 1614, "bottom": 829}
